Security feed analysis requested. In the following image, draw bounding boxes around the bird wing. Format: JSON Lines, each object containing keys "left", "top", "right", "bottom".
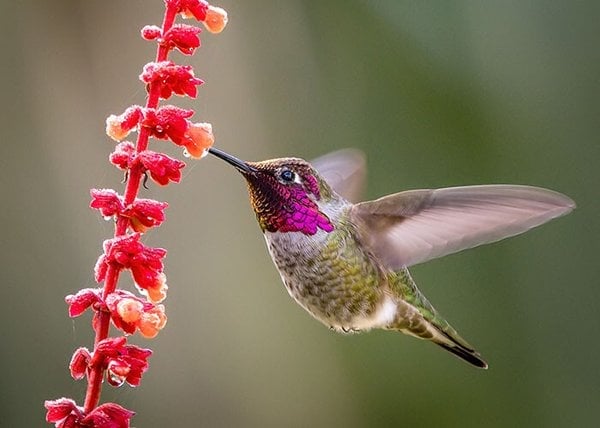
{"left": 312, "top": 149, "right": 366, "bottom": 203}
{"left": 351, "top": 185, "right": 575, "bottom": 269}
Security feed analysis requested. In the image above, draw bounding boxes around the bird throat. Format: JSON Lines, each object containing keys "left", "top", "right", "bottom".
{"left": 246, "top": 177, "right": 334, "bottom": 236}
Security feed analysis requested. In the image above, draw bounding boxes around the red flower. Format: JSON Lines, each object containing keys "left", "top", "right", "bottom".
{"left": 109, "top": 143, "right": 187, "bottom": 187}
{"left": 109, "top": 143, "right": 186, "bottom": 186}
{"left": 140, "top": 61, "right": 203, "bottom": 99}
{"left": 174, "top": 0, "right": 209, "bottom": 21}
{"left": 142, "top": 105, "right": 193, "bottom": 145}
{"left": 69, "top": 348, "right": 92, "bottom": 380}
{"left": 94, "top": 337, "right": 152, "bottom": 387}
{"left": 182, "top": 121, "right": 214, "bottom": 158}
{"left": 90, "top": 190, "right": 168, "bottom": 232}
{"left": 66, "top": 288, "right": 102, "bottom": 317}
{"left": 161, "top": 24, "right": 202, "bottom": 55}
{"left": 106, "top": 106, "right": 143, "bottom": 141}
{"left": 105, "top": 291, "right": 167, "bottom": 338}
{"left": 138, "top": 150, "right": 186, "bottom": 185}
{"left": 45, "top": 398, "right": 83, "bottom": 427}
{"left": 45, "top": 398, "right": 133, "bottom": 428}
{"left": 90, "top": 189, "right": 124, "bottom": 219}
{"left": 95, "top": 233, "right": 168, "bottom": 303}
{"left": 109, "top": 141, "right": 136, "bottom": 170}
{"left": 81, "top": 403, "right": 135, "bottom": 428}
{"left": 123, "top": 198, "right": 168, "bottom": 232}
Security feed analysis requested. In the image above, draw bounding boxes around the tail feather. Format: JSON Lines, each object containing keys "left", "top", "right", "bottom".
{"left": 435, "top": 340, "right": 488, "bottom": 369}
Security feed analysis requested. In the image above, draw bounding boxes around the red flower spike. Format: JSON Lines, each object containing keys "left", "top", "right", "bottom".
{"left": 138, "top": 150, "right": 186, "bottom": 185}
{"left": 106, "top": 106, "right": 143, "bottom": 141}
{"left": 140, "top": 61, "right": 203, "bottom": 99}
{"left": 141, "top": 25, "right": 161, "bottom": 41}
{"left": 69, "top": 348, "right": 92, "bottom": 380}
{"left": 65, "top": 288, "right": 102, "bottom": 317}
{"left": 90, "top": 189, "right": 124, "bottom": 219}
{"left": 45, "top": 398, "right": 87, "bottom": 428}
{"left": 161, "top": 24, "right": 202, "bottom": 55}
{"left": 109, "top": 141, "right": 136, "bottom": 170}
{"left": 203, "top": 5, "right": 228, "bottom": 34}
{"left": 175, "top": 0, "right": 209, "bottom": 21}
{"left": 50, "top": 0, "right": 229, "bottom": 419}
{"left": 81, "top": 402, "right": 135, "bottom": 428}
{"left": 182, "top": 121, "right": 214, "bottom": 158}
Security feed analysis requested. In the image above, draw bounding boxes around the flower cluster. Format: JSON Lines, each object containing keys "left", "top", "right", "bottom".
{"left": 46, "top": 1, "right": 227, "bottom": 426}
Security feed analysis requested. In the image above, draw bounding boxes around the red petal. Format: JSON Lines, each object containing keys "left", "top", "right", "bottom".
{"left": 177, "top": 0, "right": 209, "bottom": 21}
{"left": 106, "top": 106, "right": 143, "bottom": 141}
{"left": 69, "top": 348, "right": 91, "bottom": 380}
{"left": 95, "top": 336, "right": 127, "bottom": 357}
{"left": 90, "top": 189, "right": 124, "bottom": 218}
{"left": 65, "top": 288, "right": 101, "bottom": 317}
{"left": 44, "top": 398, "right": 82, "bottom": 423}
{"left": 82, "top": 402, "right": 134, "bottom": 428}
{"left": 94, "top": 254, "right": 108, "bottom": 283}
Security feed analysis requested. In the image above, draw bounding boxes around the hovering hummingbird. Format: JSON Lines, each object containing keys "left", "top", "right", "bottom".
{"left": 208, "top": 147, "right": 574, "bottom": 368}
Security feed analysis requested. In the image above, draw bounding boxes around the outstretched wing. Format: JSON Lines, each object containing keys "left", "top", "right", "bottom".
{"left": 312, "top": 149, "right": 366, "bottom": 203}
{"left": 352, "top": 185, "right": 575, "bottom": 269}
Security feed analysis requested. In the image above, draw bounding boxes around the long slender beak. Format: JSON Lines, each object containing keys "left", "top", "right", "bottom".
{"left": 208, "top": 147, "right": 256, "bottom": 174}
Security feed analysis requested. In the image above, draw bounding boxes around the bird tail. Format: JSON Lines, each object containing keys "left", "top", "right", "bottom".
{"left": 388, "top": 268, "right": 488, "bottom": 369}
{"left": 434, "top": 332, "right": 488, "bottom": 369}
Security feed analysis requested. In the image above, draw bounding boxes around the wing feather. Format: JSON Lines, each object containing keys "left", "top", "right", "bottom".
{"left": 352, "top": 185, "right": 575, "bottom": 269}
{"left": 311, "top": 149, "right": 366, "bottom": 203}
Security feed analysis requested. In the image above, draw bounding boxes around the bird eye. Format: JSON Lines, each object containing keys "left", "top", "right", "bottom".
{"left": 279, "top": 169, "right": 296, "bottom": 183}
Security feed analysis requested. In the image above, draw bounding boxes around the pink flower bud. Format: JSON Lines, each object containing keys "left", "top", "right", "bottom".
{"left": 141, "top": 25, "right": 162, "bottom": 41}
{"left": 138, "top": 305, "right": 168, "bottom": 338}
{"left": 202, "top": 5, "right": 228, "bottom": 34}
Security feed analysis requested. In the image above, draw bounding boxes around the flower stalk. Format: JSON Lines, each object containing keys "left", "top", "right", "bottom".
{"left": 45, "top": 1, "right": 227, "bottom": 426}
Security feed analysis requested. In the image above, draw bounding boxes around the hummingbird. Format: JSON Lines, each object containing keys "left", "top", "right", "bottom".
{"left": 208, "top": 147, "right": 574, "bottom": 368}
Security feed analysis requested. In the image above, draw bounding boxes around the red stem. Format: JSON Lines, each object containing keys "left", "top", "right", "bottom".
{"left": 82, "top": 2, "right": 178, "bottom": 414}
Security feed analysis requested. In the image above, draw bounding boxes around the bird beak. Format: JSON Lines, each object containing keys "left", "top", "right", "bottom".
{"left": 208, "top": 147, "right": 257, "bottom": 174}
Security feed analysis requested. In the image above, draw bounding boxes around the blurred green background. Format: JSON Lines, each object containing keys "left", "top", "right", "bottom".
{"left": 1, "top": 1, "right": 598, "bottom": 426}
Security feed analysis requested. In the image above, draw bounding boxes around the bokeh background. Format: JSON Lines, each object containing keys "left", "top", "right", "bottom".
{"left": 1, "top": 1, "right": 598, "bottom": 426}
